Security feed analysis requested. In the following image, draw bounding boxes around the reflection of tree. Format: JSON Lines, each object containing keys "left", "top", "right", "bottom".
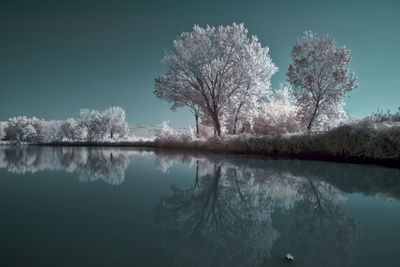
{"left": 154, "top": 161, "right": 279, "bottom": 267}
{"left": 78, "top": 149, "right": 128, "bottom": 185}
{"left": 290, "top": 178, "right": 358, "bottom": 267}
{"left": 2, "top": 145, "right": 400, "bottom": 266}
{"left": 0, "top": 146, "right": 130, "bottom": 185}
{"left": 153, "top": 153, "right": 380, "bottom": 267}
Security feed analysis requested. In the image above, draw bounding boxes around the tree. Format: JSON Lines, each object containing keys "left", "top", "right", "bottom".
{"left": 287, "top": 31, "right": 357, "bottom": 131}
{"left": 154, "top": 23, "right": 277, "bottom": 136}
{"left": 0, "top": 122, "right": 5, "bottom": 141}
{"left": 4, "top": 116, "right": 30, "bottom": 142}
{"left": 60, "top": 118, "right": 85, "bottom": 141}
{"left": 3, "top": 116, "right": 60, "bottom": 143}
{"left": 103, "top": 107, "right": 129, "bottom": 139}
{"left": 79, "top": 109, "right": 109, "bottom": 141}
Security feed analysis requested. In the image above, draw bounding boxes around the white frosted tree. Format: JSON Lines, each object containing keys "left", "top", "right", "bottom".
{"left": 0, "top": 122, "right": 5, "bottom": 140}
{"left": 79, "top": 109, "right": 109, "bottom": 141}
{"left": 287, "top": 31, "right": 357, "bottom": 131}
{"left": 103, "top": 107, "right": 129, "bottom": 139}
{"left": 154, "top": 23, "right": 277, "bottom": 136}
{"left": 60, "top": 118, "right": 85, "bottom": 141}
{"left": 4, "top": 116, "right": 30, "bottom": 141}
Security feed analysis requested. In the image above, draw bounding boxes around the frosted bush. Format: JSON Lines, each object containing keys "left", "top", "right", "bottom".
{"left": 254, "top": 85, "right": 301, "bottom": 134}
{"left": 199, "top": 125, "right": 215, "bottom": 138}
{"left": 156, "top": 121, "right": 175, "bottom": 139}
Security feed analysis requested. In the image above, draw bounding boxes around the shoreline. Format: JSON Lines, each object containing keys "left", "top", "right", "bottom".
{"left": 21, "top": 140, "right": 399, "bottom": 168}
{"left": 3, "top": 122, "right": 399, "bottom": 168}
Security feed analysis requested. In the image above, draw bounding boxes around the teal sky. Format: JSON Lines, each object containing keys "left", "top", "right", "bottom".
{"left": 1, "top": 0, "right": 399, "bottom": 126}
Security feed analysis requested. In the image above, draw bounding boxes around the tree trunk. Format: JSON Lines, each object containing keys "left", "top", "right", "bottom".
{"left": 240, "top": 124, "right": 246, "bottom": 133}
{"left": 212, "top": 113, "right": 222, "bottom": 137}
{"left": 307, "top": 119, "right": 314, "bottom": 131}
{"left": 233, "top": 116, "right": 238, "bottom": 135}
{"left": 307, "top": 105, "right": 319, "bottom": 131}
{"left": 195, "top": 115, "right": 199, "bottom": 138}
{"left": 232, "top": 102, "right": 243, "bottom": 135}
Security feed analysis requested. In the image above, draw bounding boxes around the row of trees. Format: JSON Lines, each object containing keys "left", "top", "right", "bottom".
{"left": 1, "top": 107, "right": 128, "bottom": 143}
{"left": 154, "top": 24, "right": 357, "bottom": 136}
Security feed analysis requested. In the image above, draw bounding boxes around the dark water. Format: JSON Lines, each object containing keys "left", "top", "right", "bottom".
{"left": 0, "top": 146, "right": 400, "bottom": 267}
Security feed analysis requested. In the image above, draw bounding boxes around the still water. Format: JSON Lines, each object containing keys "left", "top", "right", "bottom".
{"left": 0, "top": 145, "right": 400, "bottom": 267}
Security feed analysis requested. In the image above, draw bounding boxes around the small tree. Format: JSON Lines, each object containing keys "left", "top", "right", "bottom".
{"left": 103, "top": 107, "right": 129, "bottom": 139}
{"left": 0, "top": 122, "right": 5, "bottom": 140}
{"left": 4, "top": 116, "right": 30, "bottom": 141}
{"left": 60, "top": 118, "right": 85, "bottom": 141}
{"left": 79, "top": 109, "right": 109, "bottom": 141}
{"left": 287, "top": 31, "right": 357, "bottom": 131}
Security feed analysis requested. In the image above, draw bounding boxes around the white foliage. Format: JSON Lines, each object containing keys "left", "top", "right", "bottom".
{"left": 60, "top": 118, "right": 85, "bottom": 141}
{"left": 254, "top": 84, "right": 300, "bottom": 134}
{"left": 0, "top": 122, "right": 5, "bottom": 140}
{"left": 22, "top": 124, "right": 37, "bottom": 141}
{"left": 155, "top": 22, "right": 277, "bottom": 136}
{"left": 156, "top": 121, "right": 175, "bottom": 139}
{"left": 103, "top": 106, "right": 129, "bottom": 139}
{"left": 287, "top": 31, "right": 357, "bottom": 131}
{"left": 312, "top": 100, "right": 350, "bottom": 131}
{"left": 3, "top": 107, "right": 129, "bottom": 143}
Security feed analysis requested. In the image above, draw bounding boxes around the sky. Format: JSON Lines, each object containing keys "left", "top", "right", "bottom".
{"left": 0, "top": 0, "right": 399, "bottom": 126}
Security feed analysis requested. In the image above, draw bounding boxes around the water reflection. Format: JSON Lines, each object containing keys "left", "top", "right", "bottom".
{"left": 154, "top": 162, "right": 279, "bottom": 266}
{"left": 290, "top": 178, "right": 358, "bottom": 266}
{"left": 0, "top": 145, "right": 135, "bottom": 185}
{"left": 154, "top": 155, "right": 363, "bottom": 267}
{"left": 0, "top": 145, "right": 399, "bottom": 266}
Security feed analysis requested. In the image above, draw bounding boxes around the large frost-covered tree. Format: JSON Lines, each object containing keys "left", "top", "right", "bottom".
{"left": 287, "top": 31, "right": 357, "bottom": 131}
{"left": 154, "top": 23, "right": 277, "bottom": 136}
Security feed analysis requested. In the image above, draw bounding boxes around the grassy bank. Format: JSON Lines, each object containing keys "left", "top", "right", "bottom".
{"left": 23, "top": 123, "right": 400, "bottom": 167}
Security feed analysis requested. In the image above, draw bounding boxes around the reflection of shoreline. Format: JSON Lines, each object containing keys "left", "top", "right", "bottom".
{"left": 1, "top": 146, "right": 400, "bottom": 199}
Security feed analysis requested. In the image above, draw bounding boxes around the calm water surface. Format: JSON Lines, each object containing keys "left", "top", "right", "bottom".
{"left": 0, "top": 145, "right": 400, "bottom": 267}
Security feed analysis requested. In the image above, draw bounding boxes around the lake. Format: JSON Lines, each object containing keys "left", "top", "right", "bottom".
{"left": 0, "top": 145, "right": 400, "bottom": 267}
